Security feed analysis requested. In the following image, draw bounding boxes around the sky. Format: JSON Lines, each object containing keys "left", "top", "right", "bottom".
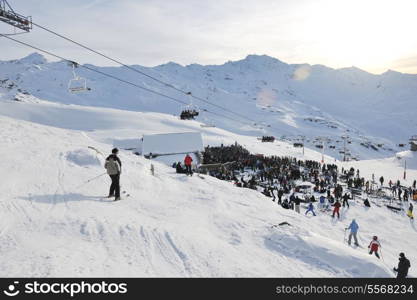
{"left": 1, "top": 0, "right": 417, "bottom": 74}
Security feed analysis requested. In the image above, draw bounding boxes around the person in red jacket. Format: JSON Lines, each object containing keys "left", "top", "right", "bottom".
{"left": 184, "top": 153, "right": 193, "bottom": 176}
{"left": 332, "top": 200, "right": 341, "bottom": 218}
{"left": 368, "top": 236, "right": 381, "bottom": 259}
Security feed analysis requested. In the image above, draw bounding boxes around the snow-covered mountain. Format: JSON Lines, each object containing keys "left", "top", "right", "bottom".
{"left": 1, "top": 53, "right": 417, "bottom": 277}
{"left": 2, "top": 53, "right": 417, "bottom": 161}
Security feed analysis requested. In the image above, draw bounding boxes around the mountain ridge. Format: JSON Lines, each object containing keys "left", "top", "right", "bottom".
{"left": 1, "top": 52, "right": 417, "bottom": 161}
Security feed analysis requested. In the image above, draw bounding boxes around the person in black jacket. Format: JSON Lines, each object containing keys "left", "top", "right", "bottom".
{"left": 104, "top": 148, "right": 122, "bottom": 201}
{"left": 277, "top": 188, "right": 284, "bottom": 204}
{"left": 293, "top": 196, "right": 301, "bottom": 213}
{"left": 342, "top": 192, "right": 350, "bottom": 208}
{"left": 394, "top": 253, "right": 411, "bottom": 279}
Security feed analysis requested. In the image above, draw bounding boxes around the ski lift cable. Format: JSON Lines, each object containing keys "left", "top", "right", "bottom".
{"left": 0, "top": 33, "right": 252, "bottom": 127}
{"left": 1, "top": 0, "right": 15, "bottom": 14}
{"left": 0, "top": 33, "right": 188, "bottom": 106}
{"left": 31, "top": 21, "right": 261, "bottom": 125}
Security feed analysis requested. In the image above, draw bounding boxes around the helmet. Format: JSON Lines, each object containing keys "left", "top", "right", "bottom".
{"left": 112, "top": 148, "right": 119, "bottom": 154}
{"left": 400, "top": 252, "right": 405, "bottom": 258}
{"left": 373, "top": 236, "right": 377, "bottom": 240}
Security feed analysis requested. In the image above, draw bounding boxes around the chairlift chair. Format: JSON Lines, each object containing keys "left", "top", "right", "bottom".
{"left": 180, "top": 91, "right": 199, "bottom": 120}
{"left": 68, "top": 62, "right": 90, "bottom": 93}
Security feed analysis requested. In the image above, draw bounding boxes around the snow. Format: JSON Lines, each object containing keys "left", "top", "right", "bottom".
{"left": 0, "top": 53, "right": 416, "bottom": 278}
{"left": 65, "top": 149, "right": 102, "bottom": 167}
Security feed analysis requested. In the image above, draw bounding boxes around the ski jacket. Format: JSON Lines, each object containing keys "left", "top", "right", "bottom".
{"left": 105, "top": 155, "right": 121, "bottom": 175}
{"left": 369, "top": 240, "right": 381, "bottom": 251}
{"left": 184, "top": 155, "right": 193, "bottom": 166}
{"left": 348, "top": 221, "right": 359, "bottom": 233}
{"left": 333, "top": 202, "right": 341, "bottom": 209}
{"left": 106, "top": 154, "right": 122, "bottom": 168}
{"left": 294, "top": 197, "right": 301, "bottom": 205}
{"left": 396, "top": 257, "right": 411, "bottom": 276}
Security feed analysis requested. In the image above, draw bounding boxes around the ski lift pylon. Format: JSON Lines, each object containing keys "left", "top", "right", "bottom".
{"left": 0, "top": 0, "right": 32, "bottom": 33}
{"left": 68, "top": 61, "right": 90, "bottom": 93}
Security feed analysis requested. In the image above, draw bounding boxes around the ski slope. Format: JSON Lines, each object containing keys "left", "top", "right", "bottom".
{"left": 0, "top": 95, "right": 416, "bottom": 277}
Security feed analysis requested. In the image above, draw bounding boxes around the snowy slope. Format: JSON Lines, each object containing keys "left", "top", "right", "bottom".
{"left": 1, "top": 53, "right": 417, "bottom": 161}
{"left": 0, "top": 93, "right": 416, "bottom": 277}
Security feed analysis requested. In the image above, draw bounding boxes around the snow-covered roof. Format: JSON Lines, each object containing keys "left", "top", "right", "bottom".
{"left": 296, "top": 181, "right": 315, "bottom": 187}
{"left": 142, "top": 132, "right": 203, "bottom": 156}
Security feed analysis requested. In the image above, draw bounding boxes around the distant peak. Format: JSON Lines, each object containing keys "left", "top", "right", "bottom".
{"left": 382, "top": 69, "right": 402, "bottom": 76}
{"left": 226, "top": 54, "right": 287, "bottom": 69}
{"left": 156, "top": 61, "right": 183, "bottom": 68}
{"left": 19, "top": 52, "right": 47, "bottom": 65}
{"left": 338, "top": 66, "right": 370, "bottom": 75}
{"left": 242, "top": 54, "right": 284, "bottom": 64}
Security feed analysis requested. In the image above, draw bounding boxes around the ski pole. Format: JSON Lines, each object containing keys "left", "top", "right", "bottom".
{"left": 75, "top": 172, "right": 107, "bottom": 188}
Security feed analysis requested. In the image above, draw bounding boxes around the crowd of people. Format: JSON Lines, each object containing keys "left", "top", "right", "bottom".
{"left": 172, "top": 142, "right": 415, "bottom": 278}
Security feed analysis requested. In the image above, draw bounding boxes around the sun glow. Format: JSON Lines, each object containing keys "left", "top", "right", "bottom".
{"left": 298, "top": 0, "right": 417, "bottom": 73}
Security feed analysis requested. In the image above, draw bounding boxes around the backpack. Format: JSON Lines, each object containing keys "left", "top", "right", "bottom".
{"left": 105, "top": 158, "right": 120, "bottom": 175}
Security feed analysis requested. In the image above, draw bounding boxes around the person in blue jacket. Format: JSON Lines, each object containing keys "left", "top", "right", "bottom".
{"left": 319, "top": 195, "right": 326, "bottom": 210}
{"left": 346, "top": 219, "right": 359, "bottom": 246}
{"left": 305, "top": 202, "right": 316, "bottom": 216}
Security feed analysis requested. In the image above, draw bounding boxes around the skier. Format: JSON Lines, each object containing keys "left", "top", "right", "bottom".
{"left": 319, "top": 195, "right": 326, "bottom": 210}
{"left": 368, "top": 236, "right": 381, "bottom": 259}
{"left": 104, "top": 148, "right": 122, "bottom": 201}
{"left": 281, "top": 198, "right": 290, "bottom": 209}
{"left": 277, "top": 188, "right": 284, "bottom": 204}
{"left": 184, "top": 153, "right": 193, "bottom": 176}
{"left": 332, "top": 199, "right": 341, "bottom": 219}
{"left": 342, "top": 192, "right": 350, "bottom": 208}
{"left": 305, "top": 202, "right": 316, "bottom": 216}
{"left": 294, "top": 195, "right": 301, "bottom": 214}
{"left": 364, "top": 198, "right": 371, "bottom": 207}
{"left": 379, "top": 176, "right": 384, "bottom": 187}
{"left": 346, "top": 219, "right": 359, "bottom": 246}
{"left": 149, "top": 152, "right": 155, "bottom": 176}
{"left": 403, "top": 189, "right": 409, "bottom": 202}
{"left": 393, "top": 253, "right": 411, "bottom": 279}
{"left": 392, "top": 185, "right": 397, "bottom": 197}
{"left": 407, "top": 203, "right": 414, "bottom": 220}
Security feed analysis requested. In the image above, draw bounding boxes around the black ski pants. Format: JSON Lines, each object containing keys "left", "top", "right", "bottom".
{"left": 369, "top": 250, "right": 380, "bottom": 259}
{"left": 109, "top": 174, "right": 120, "bottom": 198}
{"left": 185, "top": 165, "right": 192, "bottom": 175}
